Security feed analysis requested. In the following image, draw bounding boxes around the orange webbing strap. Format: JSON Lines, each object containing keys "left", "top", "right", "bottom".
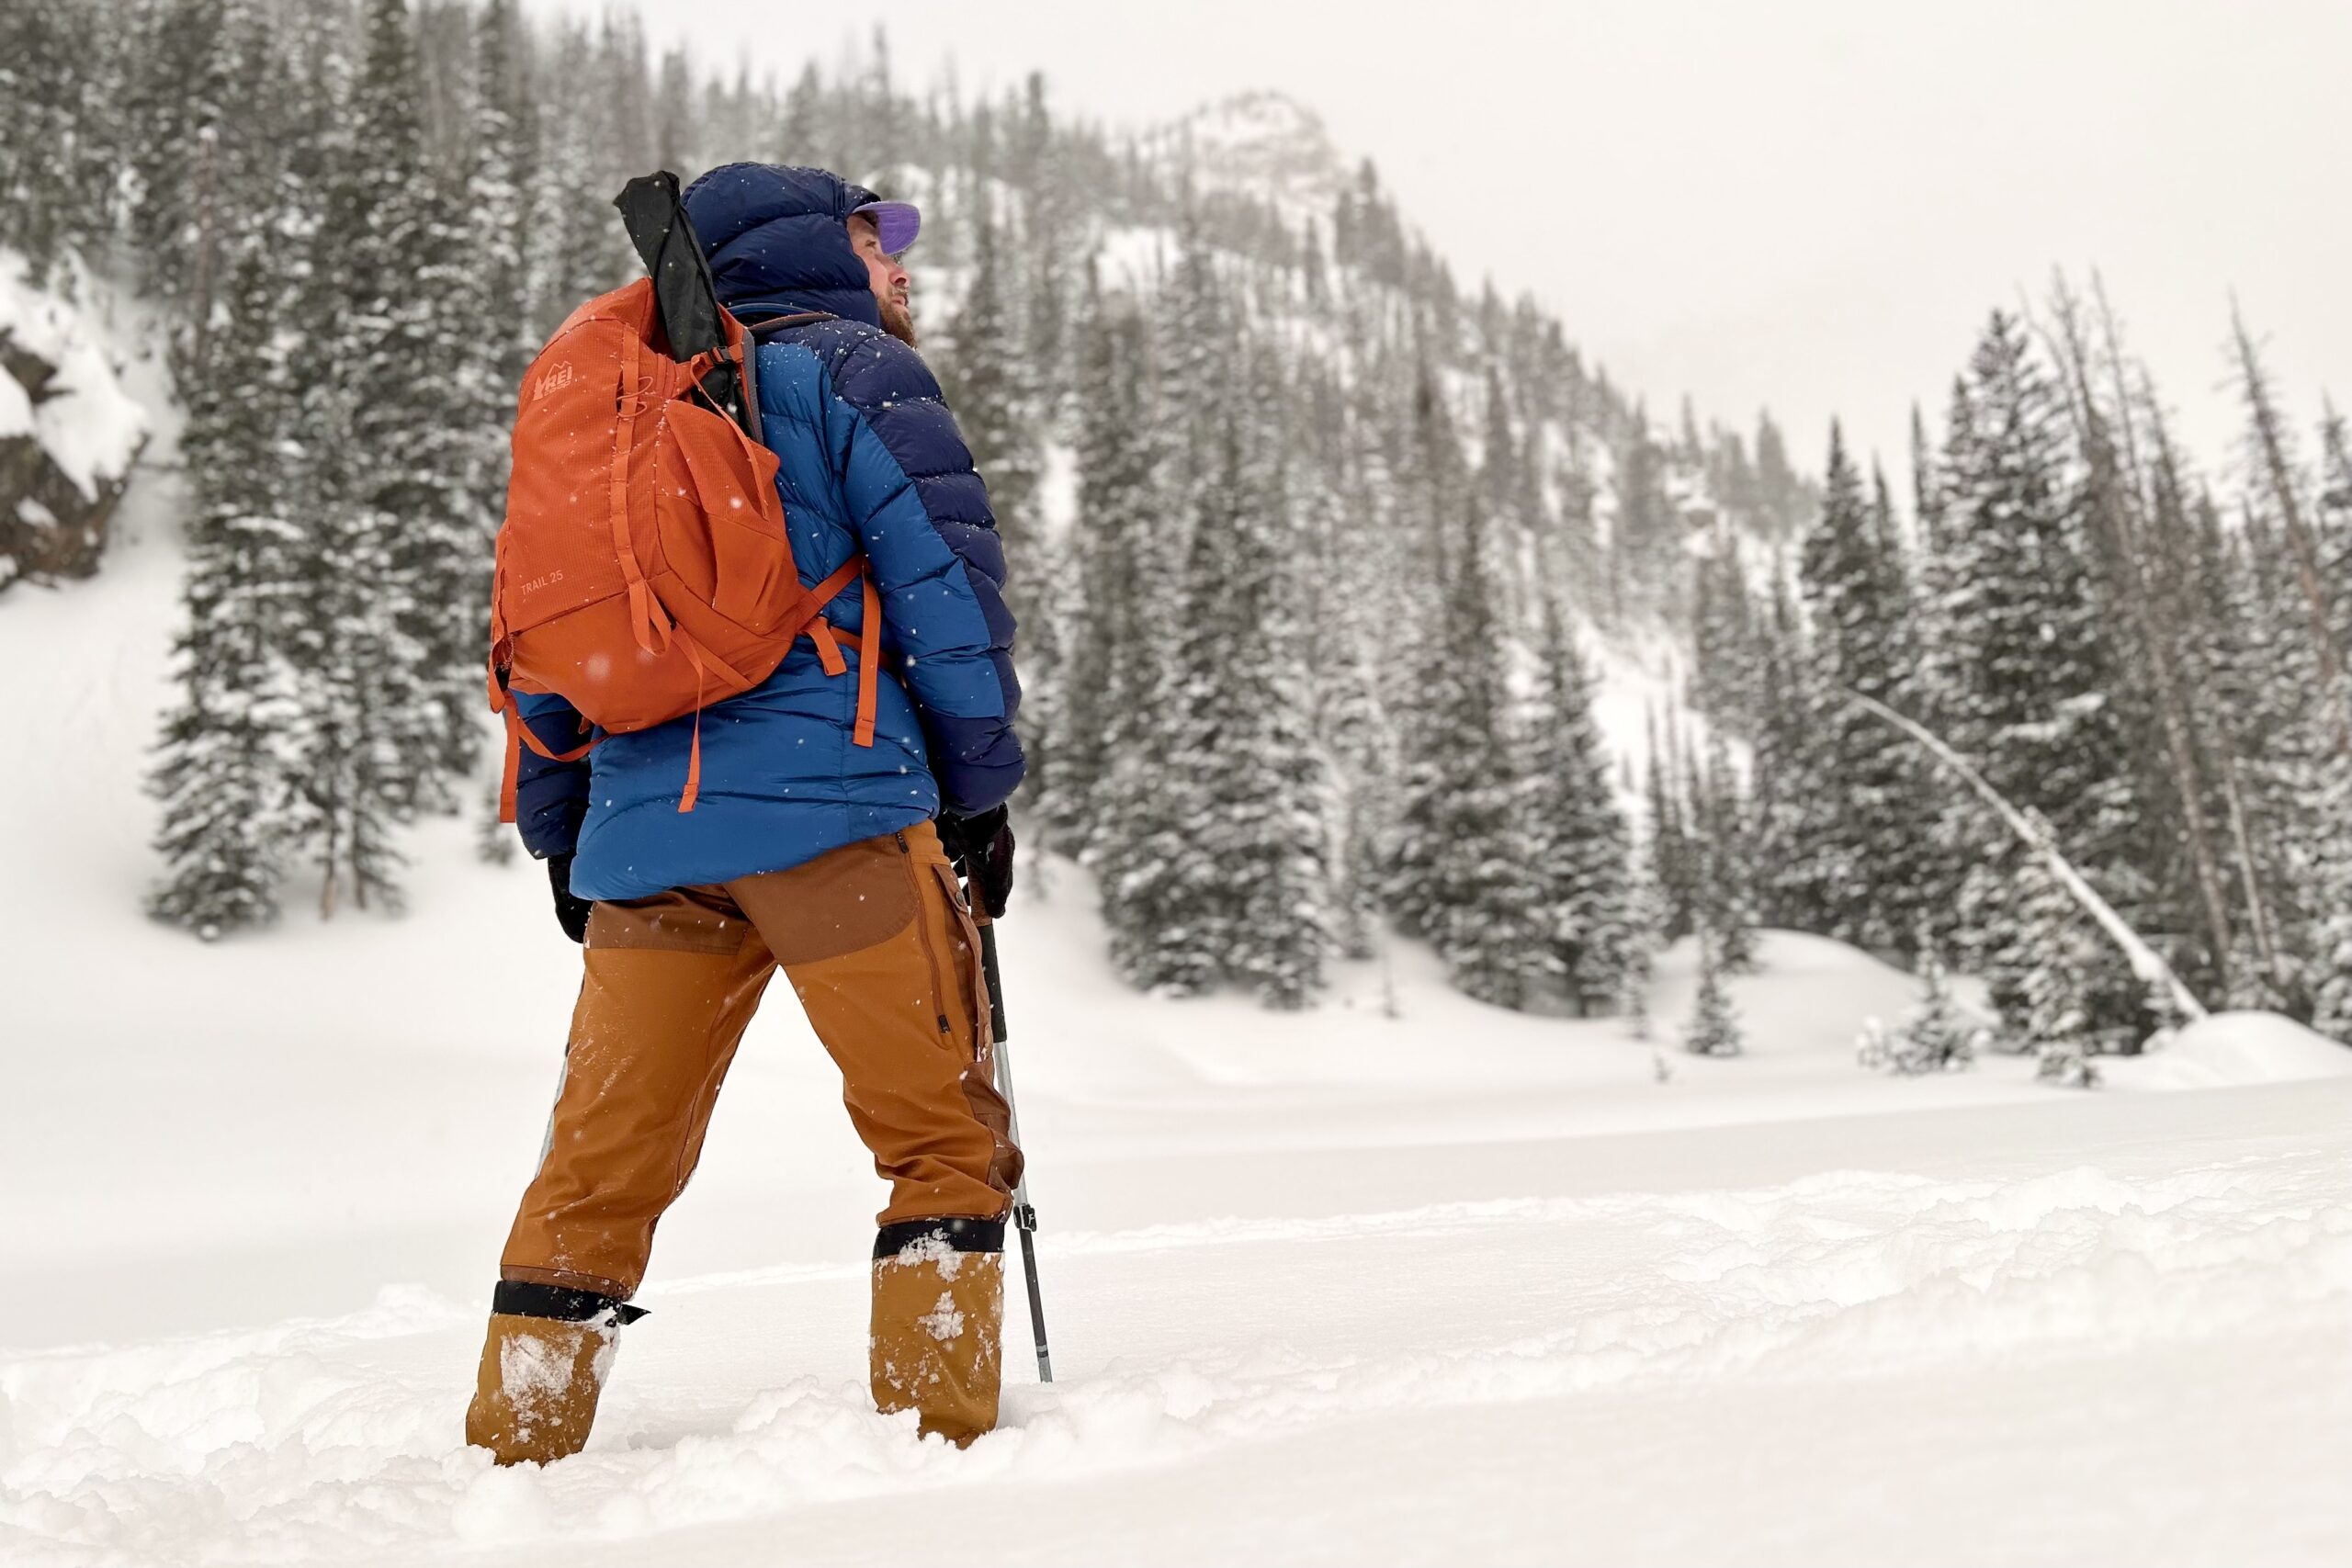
{"left": 498, "top": 714, "right": 520, "bottom": 824}
{"left": 679, "top": 637, "right": 707, "bottom": 814}
{"left": 611, "top": 332, "right": 672, "bottom": 658}
{"left": 808, "top": 616, "right": 849, "bottom": 676}
{"left": 775, "top": 557, "right": 865, "bottom": 652}
{"left": 854, "top": 570, "right": 880, "bottom": 748}
{"left": 500, "top": 703, "right": 598, "bottom": 825}
{"left": 662, "top": 626, "right": 750, "bottom": 815}
{"left": 809, "top": 572, "right": 882, "bottom": 750}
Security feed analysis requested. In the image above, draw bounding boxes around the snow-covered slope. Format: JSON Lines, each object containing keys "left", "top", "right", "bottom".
{"left": 3, "top": 408, "right": 2348, "bottom": 1564}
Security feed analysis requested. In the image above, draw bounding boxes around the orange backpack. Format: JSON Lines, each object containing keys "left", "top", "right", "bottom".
{"left": 487, "top": 278, "right": 878, "bottom": 818}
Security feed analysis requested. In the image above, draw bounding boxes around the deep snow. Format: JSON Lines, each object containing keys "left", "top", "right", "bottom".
{"left": 3, "top": 366, "right": 2348, "bottom": 1567}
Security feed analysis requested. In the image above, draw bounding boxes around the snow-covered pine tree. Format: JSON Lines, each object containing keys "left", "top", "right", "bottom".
{"left": 1690, "top": 724, "right": 1760, "bottom": 972}
{"left": 2318, "top": 402, "right": 2352, "bottom": 649}
{"left": 1009, "top": 73, "right": 1073, "bottom": 422}
{"left": 592, "top": 13, "right": 653, "bottom": 191}
{"left": 1517, "top": 583, "right": 1636, "bottom": 1012}
{"left": 468, "top": 0, "right": 537, "bottom": 400}
{"left": 651, "top": 44, "right": 695, "bottom": 174}
{"left": 2186, "top": 471, "right": 2324, "bottom": 1014}
{"left": 1619, "top": 864, "right": 1663, "bottom": 1038}
{"left": 525, "top": 23, "right": 631, "bottom": 341}
{"left": 0, "top": 0, "right": 110, "bottom": 276}
{"left": 1747, "top": 575, "right": 1840, "bottom": 936}
{"left": 1389, "top": 369, "right": 1532, "bottom": 1007}
{"left": 939, "top": 192, "right": 1043, "bottom": 563}
{"left": 288, "top": 0, "right": 451, "bottom": 915}
{"left": 1642, "top": 710, "right": 1695, "bottom": 942}
{"left": 1689, "top": 528, "right": 1763, "bottom": 739}
{"left": 1935, "top": 310, "right": 2141, "bottom": 1041}
{"left": 2141, "top": 401, "right": 2286, "bottom": 1005}
{"left": 2037, "top": 285, "right": 2237, "bottom": 1006}
{"left": 776, "top": 61, "right": 829, "bottom": 171}
{"left": 1794, "top": 424, "right": 1933, "bottom": 953}
{"left": 1909, "top": 402, "right": 1944, "bottom": 556}
{"left": 1753, "top": 409, "right": 1804, "bottom": 538}
{"left": 1039, "top": 273, "right": 1147, "bottom": 850}
{"left": 2014, "top": 855, "right": 2104, "bottom": 1087}
{"left": 2230, "top": 306, "right": 2351, "bottom": 760}
{"left": 1306, "top": 365, "right": 1396, "bottom": 963}
{"left": 2299, "top": 414, "right": 2352, "bottom": 1039}
{"left": 1881, "top": 942, "right": 1976, "bottom": 1074}
{"left": 1091, "top": 227, "right": 1222, "bottom": 992}
{"left": 364, "top": 12, "right": 497, "bottom": 795}
{"left": 448, "top": 0, "right": 539, "bottom": 856}
{"left": 2304, "top": 792, "right": 2352, "bottom": 1043}
{"left": 1204, "top": 344, "right": 1332, "bottom": 1008}
{"left": 1385, "top": 356, "right": 1474, "bottom": 942}
{"left": 1683, "top": 935, "right": 1744, "bottom": 1056}
{"left": 123, "top": 0, "right": 239, "bottom": 351}
{"left": 1609, "top": 419, "right": 1676, "bottom": 615}
{"left": 148, "top": 242, "right": 305, "bottom": 936}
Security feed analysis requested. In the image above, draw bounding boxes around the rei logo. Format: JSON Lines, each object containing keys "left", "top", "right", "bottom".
{"left": 529, "top": 361, "right": 577, "bottom": 402}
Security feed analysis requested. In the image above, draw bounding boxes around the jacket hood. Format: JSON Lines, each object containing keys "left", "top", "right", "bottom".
{"left": 681, "top": 163, "right": 884, "bottom": 329}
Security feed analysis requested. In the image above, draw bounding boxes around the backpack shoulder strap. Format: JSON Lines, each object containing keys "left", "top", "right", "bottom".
{"left": 746, "top": 310, "right": 837, "bottom": 339}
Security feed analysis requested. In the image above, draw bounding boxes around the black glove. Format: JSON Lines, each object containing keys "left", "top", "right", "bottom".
{"left": 936, "top": 807, "right": 1015, "bottom": 919}
{"left": 547, "top": 852, "right": 593, "bottom": 943}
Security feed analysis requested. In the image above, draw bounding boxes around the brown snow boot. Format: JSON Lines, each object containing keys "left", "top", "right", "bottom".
{"left": 464, "top": 1284, "right": 646, "bottom": 1465}
{"left": 869, "top": 1218, "right": 1006, "bottom": 1448}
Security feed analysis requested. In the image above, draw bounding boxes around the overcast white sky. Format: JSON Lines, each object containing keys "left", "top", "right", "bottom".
{"left": 541, "top": 0, "right": 2348, "bottom": 482}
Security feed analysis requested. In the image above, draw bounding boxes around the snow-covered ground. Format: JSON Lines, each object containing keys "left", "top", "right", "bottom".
{"left": 4, "top": 400, "right": 2350, "bottom": 1565}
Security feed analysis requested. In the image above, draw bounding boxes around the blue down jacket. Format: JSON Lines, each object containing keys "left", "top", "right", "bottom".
{"left": 511, "top": 164, "right": 1023, "bottom": 902}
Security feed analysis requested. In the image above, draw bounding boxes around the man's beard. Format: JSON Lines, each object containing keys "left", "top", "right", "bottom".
{"left": 879, "top": 297, "right": 918, "bottom": 348}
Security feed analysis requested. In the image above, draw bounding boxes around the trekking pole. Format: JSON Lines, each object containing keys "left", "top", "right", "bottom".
{"left": 974, "top": 914, "right": 1054, "bottom": 1382}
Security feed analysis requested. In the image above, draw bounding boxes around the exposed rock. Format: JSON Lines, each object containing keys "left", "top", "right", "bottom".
{"left": 0, "top": 257, "right": 148, "bottom": 594}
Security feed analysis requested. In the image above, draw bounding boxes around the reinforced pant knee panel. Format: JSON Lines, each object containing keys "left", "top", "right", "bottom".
{"left": 496, "top": 821, "right": 1023, "bottom": 1302}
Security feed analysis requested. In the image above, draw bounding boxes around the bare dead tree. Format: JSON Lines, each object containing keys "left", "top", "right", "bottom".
{"left": 1844, "top": 688, "right": 2207, "bottom": 1023}
{"left": 2037, "top": 279, "right": 2236, "bottom": 987}
{"left": 2231, "top": 300, "right": 2352, "bottom": 758}
{"left": 2141, "top": 400, "right": 2283, "bottom": 987}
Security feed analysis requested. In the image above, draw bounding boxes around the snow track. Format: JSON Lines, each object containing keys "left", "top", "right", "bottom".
{"left": 6, "top": 468, "right": 2347, "bottom": 1563}
{"left": 7, "top": 1118, "right": 2347, "bottom": 1567}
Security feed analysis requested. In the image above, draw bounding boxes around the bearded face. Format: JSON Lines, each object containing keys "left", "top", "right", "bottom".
{"left": 849, "top": 216, "right": 917, "bottom": 349}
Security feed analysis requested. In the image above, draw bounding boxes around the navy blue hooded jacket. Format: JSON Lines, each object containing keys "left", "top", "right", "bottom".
{"left": 511, "top": 164, "right": 1024, "bottom": 902}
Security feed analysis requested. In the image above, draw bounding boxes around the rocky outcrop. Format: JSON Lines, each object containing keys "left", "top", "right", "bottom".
{"left": 0, "top": 258, "right": 148, "bottom": 594}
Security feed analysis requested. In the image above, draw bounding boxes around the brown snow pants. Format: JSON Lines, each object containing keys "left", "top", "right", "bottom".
{"left": 498, "top": 819, "right": 1021, "bottom": 1302}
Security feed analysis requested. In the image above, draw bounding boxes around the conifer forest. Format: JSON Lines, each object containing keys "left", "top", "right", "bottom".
{"left": 7, "top": 0, "right": 2350, "bottom": 1088}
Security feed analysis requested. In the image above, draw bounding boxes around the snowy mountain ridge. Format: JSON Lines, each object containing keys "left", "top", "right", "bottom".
{"left": 1141, "top": 90, "right": 1355, "bottom": 215}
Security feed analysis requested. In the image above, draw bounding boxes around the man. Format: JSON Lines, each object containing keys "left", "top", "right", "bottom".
{"left": 466, "top": 163, "right": 1025, "bottom": 1464}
